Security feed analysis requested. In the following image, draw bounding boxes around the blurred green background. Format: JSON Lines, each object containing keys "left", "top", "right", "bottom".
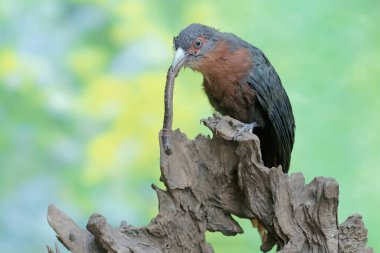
{"left": 0, "top": 0, "right": 379, "bottom": 252}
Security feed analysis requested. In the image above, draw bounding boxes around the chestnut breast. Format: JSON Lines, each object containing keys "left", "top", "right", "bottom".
{"left": 192, "top": 41, "right": 256, "bottom": 122}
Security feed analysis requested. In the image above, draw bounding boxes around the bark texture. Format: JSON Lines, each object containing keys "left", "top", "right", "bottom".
{"left": 47, "top": 114, "right": 373, "bottom": 253}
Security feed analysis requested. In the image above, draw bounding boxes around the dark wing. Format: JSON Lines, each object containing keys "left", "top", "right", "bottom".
{"left": 246, "top": 46, "right": 295, "bottom": 172}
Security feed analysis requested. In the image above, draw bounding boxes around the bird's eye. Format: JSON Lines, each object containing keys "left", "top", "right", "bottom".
{"left": 194, "top": 39, "right": 203, "bottom": 49}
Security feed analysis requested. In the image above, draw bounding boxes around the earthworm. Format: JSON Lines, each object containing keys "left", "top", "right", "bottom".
{"left": 162, "top": 64, "right": 181, "bottom": 155}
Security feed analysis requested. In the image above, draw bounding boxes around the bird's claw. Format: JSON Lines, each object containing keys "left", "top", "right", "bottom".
{"left": 233, "top": 122, "right": 258, "bottom": 141}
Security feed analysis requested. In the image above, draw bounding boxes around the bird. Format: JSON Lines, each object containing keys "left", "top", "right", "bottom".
{"left": 170, "top": 23, "right": 295, "bottom": 250}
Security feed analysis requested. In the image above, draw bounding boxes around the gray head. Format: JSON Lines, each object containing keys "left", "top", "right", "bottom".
{"left": 173, "top": 23, "right": 218, "bottom": 51}
{"left": 171, "top": 23, "right": 220, "bottom": 71}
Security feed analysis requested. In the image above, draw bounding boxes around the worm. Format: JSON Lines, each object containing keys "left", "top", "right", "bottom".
{"left": 162, "top": 64, "right": 182, "bottom": 155}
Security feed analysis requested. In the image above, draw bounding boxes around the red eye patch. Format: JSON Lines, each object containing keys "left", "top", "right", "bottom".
{"left": 188, "top": 36, "right": 208, "bottom": 54}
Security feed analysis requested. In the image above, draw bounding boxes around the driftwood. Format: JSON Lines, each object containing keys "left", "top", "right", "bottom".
{"left": 47, "top": 114, "right": 373, "bottom": 253}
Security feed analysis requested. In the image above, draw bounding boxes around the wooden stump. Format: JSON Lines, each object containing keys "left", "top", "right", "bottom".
{"left": 47, "top": 114, "right": 373, "bottom": 253}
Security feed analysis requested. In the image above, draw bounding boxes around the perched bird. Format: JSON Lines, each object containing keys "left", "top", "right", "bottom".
{"left": 171, "top": 23, "right": 295, "bottom": 248}
{"left": 171, "top": 23, "right": 295, "bottom": 173}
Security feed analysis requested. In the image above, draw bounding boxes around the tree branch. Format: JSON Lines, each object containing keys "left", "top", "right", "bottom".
{"left": 47, "top": 114, "right": 373, "bottom": 253}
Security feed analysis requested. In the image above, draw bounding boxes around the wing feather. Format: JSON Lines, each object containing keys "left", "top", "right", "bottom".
{"left": 246, "top": 47, "right": 295, "bottom": 171}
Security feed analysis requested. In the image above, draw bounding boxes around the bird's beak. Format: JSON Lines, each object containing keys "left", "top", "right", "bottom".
{"left": 171, "top": 47, "right": 188, "bottom": 71}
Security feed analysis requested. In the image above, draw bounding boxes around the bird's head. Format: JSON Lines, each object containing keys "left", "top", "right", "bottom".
{"left": 171, "top": 23, "right": 219, "bottom": 71}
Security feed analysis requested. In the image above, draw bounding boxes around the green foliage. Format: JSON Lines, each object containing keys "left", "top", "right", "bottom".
{"left": 0, "top": 0, "right": 379, "bottom": 252}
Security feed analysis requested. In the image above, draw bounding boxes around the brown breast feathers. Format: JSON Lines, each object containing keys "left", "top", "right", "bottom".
{"left": 192, "top": 41, "right": 255, "bottom": 122}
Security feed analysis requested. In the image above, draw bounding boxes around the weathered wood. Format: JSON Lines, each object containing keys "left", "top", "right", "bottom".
{"left": 47, "top": 114, "right": 373, "bottom": 253}
{"left": 46, "top": 242, "right": 61, "bottom": 253}
{"left": 47, "top": 205, "right": 105, "bottom": 253}
{"left": 339, "top": 214, "right": 373, "bottom": 253}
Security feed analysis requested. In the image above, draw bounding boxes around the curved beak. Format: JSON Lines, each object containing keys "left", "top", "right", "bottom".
{"left": 171, "top": 47, "right": 188, "bottom": 71}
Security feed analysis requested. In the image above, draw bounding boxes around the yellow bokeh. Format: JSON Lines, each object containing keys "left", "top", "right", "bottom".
{"left": 0, "top": 49, "right": 19, "bottom": 76}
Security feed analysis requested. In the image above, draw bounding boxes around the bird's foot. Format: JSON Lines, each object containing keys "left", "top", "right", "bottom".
{"left": 233, "top": 122, "right": 259, "bottom": 141}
